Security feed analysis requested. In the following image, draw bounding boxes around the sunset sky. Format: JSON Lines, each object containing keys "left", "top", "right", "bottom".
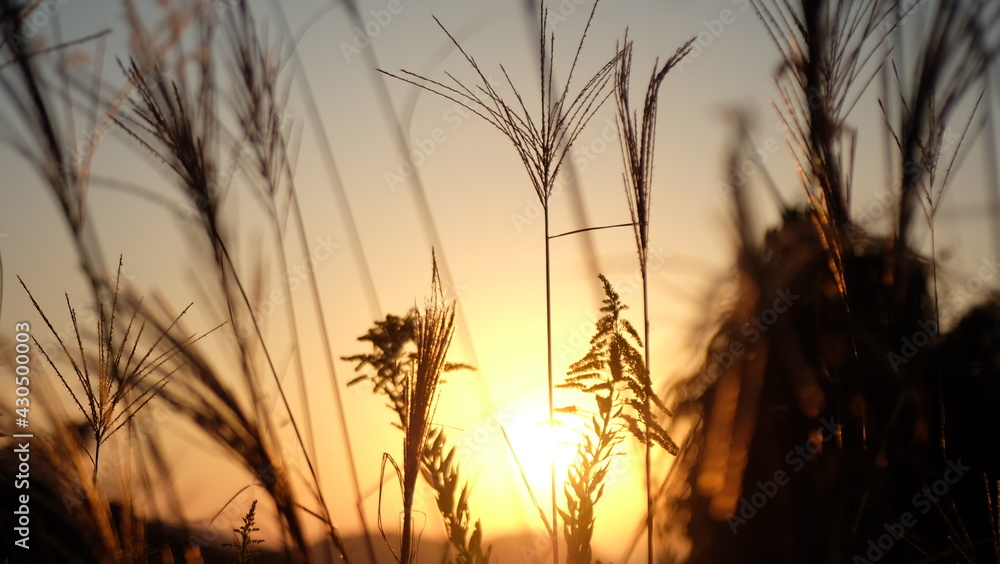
{"left": 1, "top": 0, "right": 998, "bottom": 561}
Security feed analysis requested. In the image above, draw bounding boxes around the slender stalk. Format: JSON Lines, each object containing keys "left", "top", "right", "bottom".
{"left": 642, "top": 260, "right": 652, "bottom": 562}
{"left": 380, "top": 6, "right": 624, "bottom": 562}
{"left": 614, "top": 35, "right": 693, "bottom": 563}
{"left": 288, "top": 186, "right": 379, "bottom": 564}
{"left": 545, "top": 205, "right": 558, "bottom": 564}
{"left": 401, "top": 479, "right": 416, "bottom": 564}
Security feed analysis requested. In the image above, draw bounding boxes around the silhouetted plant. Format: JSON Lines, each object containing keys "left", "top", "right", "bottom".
{"left": 558, "top": 274, "right": 677, "bottom": 563}
{"left": 223, "top": 499, "right": 265, "bottom": 564}
{"left": 19, "top": 257, "right": 185, "bottom": 481}
{"left": 661, "top": 2, "right": 1000, "bottom": 562}
{"left": 345, "top": 295, "right": 489, "bottom": 564}
{"left": 381, "top": 5, "right": 626, "bottom": 555}
{"left": 614, "top": 33, "right": 693, "bottom": 562}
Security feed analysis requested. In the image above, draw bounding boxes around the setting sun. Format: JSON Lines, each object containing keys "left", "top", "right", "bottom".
{"left": 503, "top": 407, "right": 587, "bottom": 497}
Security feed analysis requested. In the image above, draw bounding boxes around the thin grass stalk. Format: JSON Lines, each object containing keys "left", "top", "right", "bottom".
{"left": 614, "top": 35, "right": 692, "bottom": 563}
{"left": 222, "top": 7, "right": 376, "bottom": 560}
{"left": 266, "top": 7, "right": 383, "bottom": 561}
{"left": 544, "top": 205, "right": 557, "bottom": 563}
{"left": 380, "top": 7, "right": 625, "bottom": 558}
{"left": 112, "top": 6, "right": 353, "bottom": 555}
{"left": 225, "top": 27, "right": 321, "bottom": 496}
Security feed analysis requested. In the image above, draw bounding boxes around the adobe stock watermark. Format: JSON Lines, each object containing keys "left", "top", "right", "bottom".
{"left": 888, "top": 254, "right": 999, "bottom": 372}
{"left": 886, "top": 319, "right": 938, "bottom": 373}
{"left": 676, "top": 0, "right": 751, "bottom": 73}
{"left": 546, "top": 0, "right": 599, "bottom": 31}
{"left": 509, "top": 114, "right": 618, "bottom": 235}
{"left": 852, "top": 458, "right": 971, "bottom": 563}
{"left": 842, "top": 125, "right": 962, "bottom": 250}
{"left": 3, "top": 0, "right": 74, "bottom": 46}
{"left": 225, "top": 234, "right": 340, "bottom": 345}
{"left": 939, "top": 255, "right": 1000, "bottom": 319}
{"left": 684, "top": 286, "right": 800, "bottom": 400}
{"left": 340, "top": 0, "right": 415, "bottom": 64}
{"left": 554, "top": 246, "right": 673, "bottom": 366}
{"left": 727, "top": 416, "right": 842, "bottom": 533}
{"left": 384, "top": 82, "right": 500, "bottom": 193}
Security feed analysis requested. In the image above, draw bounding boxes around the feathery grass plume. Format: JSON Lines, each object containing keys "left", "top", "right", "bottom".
{"left": 223, "top": 499, "right": 265, "bottom": 564}
{"left": 753, "top": 0, "right": 903, "bottom": 301}
{"left": 0, "top": 0, "right": 121, "bottom": 339}
{"left": 401, "top": 251, "right": 461, "bottom": 564}
{"left": 557, "top": 274, "right": 677, "bottom": 564}
{"left": 344, "top": 312, "right": 472, "bottom": 427}
{"left": 613, "top": 33, "right": 693, "bottom": 563}
{"left": 874, "top": 0, "right": 998, "bottom": 337}
{"left": 344, "top": 312, "right": 488, "bottom": 564}
{"left": 19, "top": 257, "right": 185, "bottom": 481}
{"left": 381, "top": 5, "right": 625, "bottom": 555}
{"left": 656, "top": 2, "right": 1000, "bottom": 561}
{"left": 110, "top": 4, "right": 356, "bottom": 560}
{"left": 113, "top": 11, "right": 221, "bottom": 259}
{"left": 564, "top": 275, "right": 678, "bottom": 455}
{"left": 873, "top": 1, "right": 999, "bottom": 252}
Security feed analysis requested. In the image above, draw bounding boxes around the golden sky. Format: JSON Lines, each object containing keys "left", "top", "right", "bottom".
{"left": 1, "top": 0, "right": 998, "bottom": 561}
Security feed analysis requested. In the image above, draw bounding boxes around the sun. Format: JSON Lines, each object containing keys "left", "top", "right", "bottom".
{"left": 502, "top": 404, "right": 585, "bottom": 497}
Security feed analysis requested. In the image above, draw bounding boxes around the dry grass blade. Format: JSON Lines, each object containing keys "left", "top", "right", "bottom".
{"left": 19, "top": 257, "right": 188, "bottom": 480}
{"left": 401, "top": 250, "right": 458, "bottom": 563}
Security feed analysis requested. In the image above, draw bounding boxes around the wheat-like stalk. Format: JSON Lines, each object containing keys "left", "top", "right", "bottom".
{"left": 381, "top": 6, "right": 624, "bottom": 557}
{"left": 345, "top": 310, "right": 487, "bottom": 564}
{"left": 399, "top": 251, "right": 458, "bottom": 563}
{"left": 614, "top": 33, "right": 693, "bottom": 563}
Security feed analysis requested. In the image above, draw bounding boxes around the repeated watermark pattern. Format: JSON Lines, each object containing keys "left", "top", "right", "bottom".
{"left": 851, "top": 458, "right": 970, "bottom": 563}
{"left": 727, "top": 416, "right": 841, "bottom": 533}
{"left": 684, "top": 286, "right": 800, "bottom": 401}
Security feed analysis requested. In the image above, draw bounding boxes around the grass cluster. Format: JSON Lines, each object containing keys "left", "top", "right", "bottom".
{"left": 1, "top": 0, "right": 999, "bottom": 563}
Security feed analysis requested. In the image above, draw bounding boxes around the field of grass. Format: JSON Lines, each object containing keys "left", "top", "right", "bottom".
{"left": 1, "top": 0, "right": 999, "bottom": 563}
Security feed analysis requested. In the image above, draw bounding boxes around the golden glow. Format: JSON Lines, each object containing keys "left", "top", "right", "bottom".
{"left": 503, "top": 403, "right": 585, "bottom": 498}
